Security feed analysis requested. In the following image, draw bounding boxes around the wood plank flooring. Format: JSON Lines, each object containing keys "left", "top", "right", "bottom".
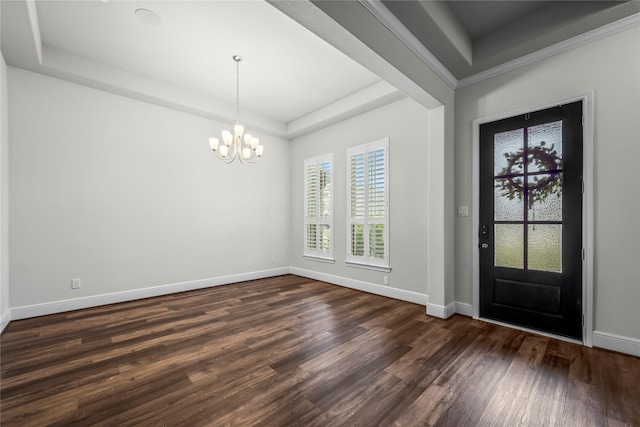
{"left": 1, "top": 274, "right": 639, "bottom": 426}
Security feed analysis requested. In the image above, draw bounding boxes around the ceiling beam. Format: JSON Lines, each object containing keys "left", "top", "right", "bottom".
{"left": 269, "top": 0, "right": 448, "bottom": 108}
{"left": 287, "top": 81, "right": 405, "bottom": 139}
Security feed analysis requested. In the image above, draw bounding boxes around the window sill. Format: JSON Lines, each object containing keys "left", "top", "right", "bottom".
{"left": 303, "top": 256, "right": 336, "bottom": 264}
{"left": 345, "top": 261, "right": 392, "bottom": 273}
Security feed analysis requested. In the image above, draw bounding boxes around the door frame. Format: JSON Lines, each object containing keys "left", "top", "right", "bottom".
{"left": 471, "top": 92, "right": 595, "bottom": 346}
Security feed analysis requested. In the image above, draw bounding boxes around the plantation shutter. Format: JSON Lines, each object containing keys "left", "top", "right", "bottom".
{"left": 346, "top": 139, "right": 389, "bottom": 268}
{"left": 304, "top": 154, "right": 333, "bottom": 259}
{"left": 368, "top": 147, "right": 386, "bottom": 260}
{"left": 305, "top": 162, "right": 318, "bottom": 252}
{"left": 349, "top": 152, "right": 365, "bottom": 257}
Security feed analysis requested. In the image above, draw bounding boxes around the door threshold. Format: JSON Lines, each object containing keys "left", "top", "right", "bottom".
{"left": 479, "top": 316, "right": 583, "bottom": 346}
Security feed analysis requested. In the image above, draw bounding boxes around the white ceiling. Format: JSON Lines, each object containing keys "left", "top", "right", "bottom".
{"left": 2, "top": 0, "right": 639, "bottom": 139}
{"left": 35, "top": 0, "right": 382, "bottom": 124}
{"left": 1, "top": 0, "right": 399, "bottom": 139}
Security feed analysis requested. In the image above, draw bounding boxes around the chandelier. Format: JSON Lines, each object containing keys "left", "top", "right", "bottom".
{"left": 209, "top": 55, "right": 264, "bottom": 164}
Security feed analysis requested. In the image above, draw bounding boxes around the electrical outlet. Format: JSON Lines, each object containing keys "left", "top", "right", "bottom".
{"left": 383, "top": 276, "right": 389, "bottom": 285}
{"left": 271, "top": 256, "right": 276, "bottom": 264}
{"left": 71, "top": 278, "right": 81, "bottom": 289}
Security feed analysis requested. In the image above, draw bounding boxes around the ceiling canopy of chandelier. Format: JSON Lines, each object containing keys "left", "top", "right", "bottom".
{"left": 209, "top": 55, "right": 264, "bottom": 164}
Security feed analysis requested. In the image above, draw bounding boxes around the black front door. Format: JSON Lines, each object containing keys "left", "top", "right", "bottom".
{"left": 479, "top": 101, "right": 583, "bottom": 340}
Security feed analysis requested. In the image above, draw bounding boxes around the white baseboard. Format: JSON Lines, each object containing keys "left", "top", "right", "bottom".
{"left": 454, "top": 302, "right": 473, "bottom": 317}
{"left": 0, "top": 309, "right": 10, "bottom": 333}
{"left": 426, "top": 301, "right": 456, "bottom": 319}
{"left": 5, "top": 269, "right": 640, "bottom": 359}
{"left": 593, "top": 330, "right": 640, "bottom": 358}
{"left": 10, "top": 268, "right": 289, "bottom": 321}
{"left": 289, "top": 267, "right": 428, "bottom": 306}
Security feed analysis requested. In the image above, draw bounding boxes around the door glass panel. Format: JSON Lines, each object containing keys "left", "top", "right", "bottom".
{"left": 528, "top": 121, "right": 563, "bottom": 172}
{"left": 528, "top": 224, "right": 562, "bottom": 272}
{"left": 494, "top": 129, "right": 524, "bottom": 176}
{"left": 495, "top": 224, "right": 523, "bottom": 269}
{"left": 495, "top": 177, "right": 524, "bottom": 221}
{"left": 527, "top": 174, "right": 562, "bottom": 221}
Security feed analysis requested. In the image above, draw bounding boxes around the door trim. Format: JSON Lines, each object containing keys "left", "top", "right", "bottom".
{"left": 471, "top": 92, "right": 595, "bottom": 347}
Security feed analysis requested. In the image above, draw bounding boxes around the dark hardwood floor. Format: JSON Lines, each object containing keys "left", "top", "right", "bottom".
{"left": 1, "top": 274, "right": 638, "bottom": 426}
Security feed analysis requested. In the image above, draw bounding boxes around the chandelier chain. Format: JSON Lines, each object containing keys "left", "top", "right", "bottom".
{"left": 236, "top": 58, "right": 240, "bottom": 123}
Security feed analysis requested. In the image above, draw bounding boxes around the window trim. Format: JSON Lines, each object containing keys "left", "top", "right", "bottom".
{"left": 303, "top": 153, "right": 334, "bottom": 261}
{"left": 346, "top": 138, "right": 390, "bottom": 269}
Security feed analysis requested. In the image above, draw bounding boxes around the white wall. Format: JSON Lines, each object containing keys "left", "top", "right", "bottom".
{"left": 455, "top": 27, "right": 640, "bottom": 340}
{"left": 284, "top": 0, "right": 457, "bottom": 312}
{"left": 8, "top": 68, "right": 291, "bottom": 309}
{"left": 290, "top": 97, "right": 432, "bottom": 300}
{"left": 1, "top": 53, "right": 9, "bottom": 329}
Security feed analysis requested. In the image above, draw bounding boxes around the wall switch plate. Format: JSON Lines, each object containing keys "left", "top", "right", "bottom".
{"left": 71, "top": 278, "right": 81, "bottom": 289}
{"left": 457, "top": 206, "right": 469, "bottom": 217}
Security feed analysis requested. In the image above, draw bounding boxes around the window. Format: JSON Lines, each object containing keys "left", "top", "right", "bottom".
{"left": 347, "top": 139, "right": 389, "bottom": 269}
{"left": 304, "top": 154, "right": 333, "bottom": 260}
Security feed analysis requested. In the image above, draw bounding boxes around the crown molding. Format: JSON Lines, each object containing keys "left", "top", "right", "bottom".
{"left": 358, "top": 0, "right": 458, "bottom": 90}
{"left": 25, "top": 0, "right": 43, "bottom": 64}
{"left": 359, "top": 0, "right": 638, "bottom": 91}
{"left": 457, "top": 12, "right": 640, "bottom": 89}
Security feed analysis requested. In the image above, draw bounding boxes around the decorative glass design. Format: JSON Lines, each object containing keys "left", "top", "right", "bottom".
{"left": 492, "top": 119, "right": 564, "bottom": 273}
{"left": 495, "top": 224, "right": 524, "bottom": 269}
{"left": 528, "top": 121, "right": 562, "bottom": 172}
{"left": 495, "top": 178, "right": 524, "bottom": 221}
{"left": 494, "top": 129, "right": 524, "bottom": 176}
{"left": 528, "top": 225, "right": 562, "bottom": 272}
{"left": 528, "top": 174, "right": 562, "bottom": 221}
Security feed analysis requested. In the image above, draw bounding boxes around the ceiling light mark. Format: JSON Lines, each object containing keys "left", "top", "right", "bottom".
{"left": 312, "top": 91, "right": 327, "bottom": 100}
{"left": 135, "top": 9, "right": 162, "bottom": 27}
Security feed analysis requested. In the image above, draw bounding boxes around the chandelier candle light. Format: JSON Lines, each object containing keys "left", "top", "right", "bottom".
{"left": 209, "top": 55, "right": 264, "bottom": 164}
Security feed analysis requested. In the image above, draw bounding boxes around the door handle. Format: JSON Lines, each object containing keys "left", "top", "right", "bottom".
{"left": 480, "top": 225, "right": 489, "bottom": 240}
{"left": 481, "top": 243, "right": 489, "bottom": 249}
